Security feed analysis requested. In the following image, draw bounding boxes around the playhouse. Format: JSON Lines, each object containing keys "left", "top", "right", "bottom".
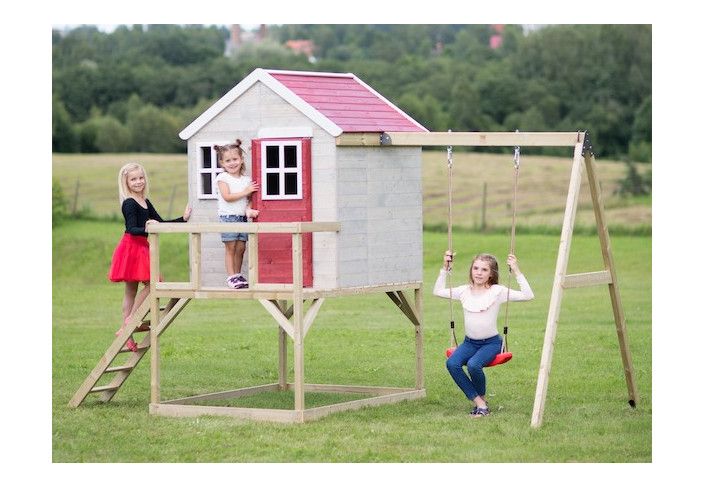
{"left": 70, "top": 68, "right": 638, "bottom": 427}
{"left": 178, "top": 68, "right": 428, "bottom": 289}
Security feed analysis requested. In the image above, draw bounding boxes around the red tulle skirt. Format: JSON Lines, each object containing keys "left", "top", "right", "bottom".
{"left": 108, "top": 233, "right": 150, "bottom": 282}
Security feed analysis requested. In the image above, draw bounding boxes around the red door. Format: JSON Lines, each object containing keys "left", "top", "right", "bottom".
{"left": 251, "top": 138, "right": 313, "bottom": 287}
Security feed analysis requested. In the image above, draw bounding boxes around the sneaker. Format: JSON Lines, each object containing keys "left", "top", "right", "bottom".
{"left": 470, "top": 407, "right": 490, "bottom": 418}
{"left": 226, "top": 275, "right": 238, "bottom": 289}
{"left": 232, "top": 274, "right": 248, "bottom": 289}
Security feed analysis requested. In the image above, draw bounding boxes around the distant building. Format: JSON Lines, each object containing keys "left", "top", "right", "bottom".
{"left": 225, "top": 24, "right": 267, "bottom": 57}
{"left": 285, "top": 39, "right": 317, "bottom": 63}
{"left": 489, "top": 24, "right": 504, "bottom": 49}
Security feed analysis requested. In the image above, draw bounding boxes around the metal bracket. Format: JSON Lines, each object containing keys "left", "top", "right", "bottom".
{"left": 581, "top": 131, "right": 594, "bottom": 157}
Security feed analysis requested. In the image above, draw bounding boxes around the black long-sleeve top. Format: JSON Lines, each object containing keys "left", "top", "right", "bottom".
{"left": 122, "top": 198, "right": 185, "bottom": 237}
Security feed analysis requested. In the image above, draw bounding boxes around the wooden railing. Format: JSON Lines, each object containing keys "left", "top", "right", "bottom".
{"left": 146, "top": 221, "right": 341, "bottom": 292}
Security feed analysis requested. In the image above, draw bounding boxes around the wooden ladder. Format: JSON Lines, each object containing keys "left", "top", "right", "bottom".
{"left": 68, "top": 295, "right": 187, "bottom": 408}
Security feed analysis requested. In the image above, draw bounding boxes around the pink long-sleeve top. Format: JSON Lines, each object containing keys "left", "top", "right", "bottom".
{"left": 433, "top": 268, "right": 534, "bottom": 340}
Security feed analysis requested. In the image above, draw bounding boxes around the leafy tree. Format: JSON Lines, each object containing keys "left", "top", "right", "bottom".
{"left": 127, "top": 104, "right": 184, "bottom": 153}
{"left": 51, "top": 24, "right": 651, "bottom": 157}
{"left": 52, "top": 95, "right": 78, "bottom": 152}
{"left": 52, "top": 178, "right": 69, "bottom": 226}
{"left": 94, "top": 116, "right": 132, "bottom": 153}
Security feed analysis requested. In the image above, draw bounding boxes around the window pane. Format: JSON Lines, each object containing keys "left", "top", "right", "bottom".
{"left": 201, "top": 173, "right": 212, "bottom": 194}
{"left": 266, "top": 146, "right": 280, "bottom": 168}
{"left": 284, "top": 145, "right": 298, "bottom": 168}
{"left": 284, "top": 173, "right": 298, "bottom": 195}
{"left": 201, "top": 147, "right": 211, "bottom": 168}
{"left": 266, "top": 173, "right": 280, "bottom": 196}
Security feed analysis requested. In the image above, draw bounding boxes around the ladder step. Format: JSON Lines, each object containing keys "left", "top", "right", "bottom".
{"left": 119, "top": 343, "right": 149, "bottom": 353}
{"left": 134, "top": 322, "right": 151, "bottom": 332}
{"left": 105, "top": 365, "right": 133, "bottom": 373}
{"left": 90, "top": 385, "right": 119, "bottom": 393}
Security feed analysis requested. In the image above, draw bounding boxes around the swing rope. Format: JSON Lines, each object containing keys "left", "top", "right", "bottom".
{"left": 500, "top": 145, "right": 521, "bottom": 354}
{"left": 445, "top": 144, "right": 521, "bottom": 367}
{"left": 446, "top": 143, "right": 458, "bottom": 349}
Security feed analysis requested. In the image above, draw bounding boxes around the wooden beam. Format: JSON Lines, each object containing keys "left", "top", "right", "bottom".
{"left": 248, "top": 233, "right": 259, "bottom": 286}
{"left": 259, "top": 299, "right": 295, "bottom": 338}
{"left": 396, "top": 290, "right": 421, "bottom": 327}
{"left": 150, "top": 403, "right": 300, "bottom": 423}
{"left": 162, "top": 383, "right": 280, "bottom": 404}
{"left": 531, "top": 141, "right": 584, "bottom": 428}
{"left": 148, "top": 234, "right": 160, "bottom": 404}
{"left": 562, "top": 270, "right": 613, "bottom": 289}
{"left": 377, "top": 131, "right": 584, "bottom": 147}
{"left": 154, "top": 298, "right": 190, "bottom": 338}
{"left": 292, "top": 232, "right": 305, "bottom": 415}
{"left": 147, "top": 221, "right": 341, "bottom": 234}
{"left": 302, "top": 389, "right": 426, "bottom": 422}
{"left": 414, "top": 287, "right": 424, "bottom": 390}
{"left": 189, "top": 233, "right": 201, "bottom": 290}
{"left": 303, "top": 298, "right": 325, "bottom": 338}
{"left": 335, "top": 133, "right": 384, "bottom": 146}
{"left": 584, "top": 150, "right": 638, "bottom": 407}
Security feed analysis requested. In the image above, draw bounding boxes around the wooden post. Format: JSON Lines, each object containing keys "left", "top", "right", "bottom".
{"left": 278, "top": 300, "right": 290, "bottom": 391}
{"left": 481, "top": 181, "right": 487, "bottom": 231}
{"left": 189, "top": 233, "right": 201, "bottom": 290}
{"left": 278, "top": 321, "right": 288, "bottom": 391}
{"left": 414, "top": 287, "right": 424, "bottom": 390}
{"left": 292, "top": 232, "right": 305, "bottom": 419}
{"left": 148, "top": 232, "right": 161, "bottom": 404}
{"left": 530, "top": 142, "right": 584, "bottom": 428}
{"left": 583, "top": 151, "right": 638, "bottom": 407}
{"left": 248, "top": 233, "right": 259, "bottom": 286}
{"left": 72, "top": 179, "right": 80, "bottom": 214}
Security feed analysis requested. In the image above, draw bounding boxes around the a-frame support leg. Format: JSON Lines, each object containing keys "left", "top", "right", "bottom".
{"left": 583, "top": 150, "right": 638, "bottom": 408}
{"left": 531, "top": 141, "right": 584, "bottom": 428}
{"left": 531, "top": 137, "right": 638, "bottom": 428}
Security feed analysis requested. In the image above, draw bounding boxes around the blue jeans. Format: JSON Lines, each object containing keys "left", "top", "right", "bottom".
{"left": 446, "top": 335, "right": 502, "bottom": 401}
{"left": 219, "top": 214, "right": 248, "bottom": 242}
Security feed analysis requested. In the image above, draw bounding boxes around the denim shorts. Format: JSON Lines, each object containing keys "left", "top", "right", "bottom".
{"left": 219, "top": 214, "right": 248, "bottom": 242}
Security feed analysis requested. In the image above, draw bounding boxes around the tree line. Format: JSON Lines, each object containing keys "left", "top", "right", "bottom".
{"left": 52, "top": 24, "right": 651, "bottom": 161}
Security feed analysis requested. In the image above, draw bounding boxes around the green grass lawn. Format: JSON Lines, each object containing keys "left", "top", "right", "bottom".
{"left": 52, "top": 219, "right": 651, "bottom": 462}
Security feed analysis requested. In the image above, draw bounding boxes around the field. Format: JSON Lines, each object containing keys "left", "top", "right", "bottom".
{"left": 52, "top": 151, "right": 651, "bottom": 232}
{"left": 52, "top": 220, "right": 651, "bottom": 463}
{"left": 52, "top": 152, "right": 651, "bottom": 465}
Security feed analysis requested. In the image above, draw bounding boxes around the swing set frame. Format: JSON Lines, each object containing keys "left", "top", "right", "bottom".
{"left": 338, "top": 130, "right": 639, "bottom": 428}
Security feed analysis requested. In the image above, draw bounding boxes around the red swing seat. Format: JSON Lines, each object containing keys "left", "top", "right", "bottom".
{"left": 445, "top": 347, "right": 513, "bottom": 367}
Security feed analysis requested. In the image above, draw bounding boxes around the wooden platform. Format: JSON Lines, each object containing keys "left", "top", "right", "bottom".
{"left": 151, "top": 383, "right": 426, "bottom": 423}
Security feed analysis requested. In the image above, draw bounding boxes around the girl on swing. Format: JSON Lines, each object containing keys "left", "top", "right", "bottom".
{"left": 433, "top": 251, "right": 534, "bottom": 417}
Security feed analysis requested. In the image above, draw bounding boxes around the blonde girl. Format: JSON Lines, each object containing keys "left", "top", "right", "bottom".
{"left": 108, "top": 162, "right": 191, "bottom": 351}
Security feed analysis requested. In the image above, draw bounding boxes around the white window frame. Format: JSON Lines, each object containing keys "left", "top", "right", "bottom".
{"left": 196, "top": 143, "right": 227, "bottom": 199}
{"left": 261, "top": 140, "right": 303, "bottom": 200}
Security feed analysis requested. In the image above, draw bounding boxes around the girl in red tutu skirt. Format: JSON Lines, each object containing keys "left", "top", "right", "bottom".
{"left": 108, "top": 162, "right": 191, "bottom": 351}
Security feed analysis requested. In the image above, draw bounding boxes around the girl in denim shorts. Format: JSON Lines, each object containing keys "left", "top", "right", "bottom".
{"left": 214, "top": 140, "right": 259, "bottom": 289}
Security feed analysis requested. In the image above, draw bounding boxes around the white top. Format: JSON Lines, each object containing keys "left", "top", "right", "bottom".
{"left": 216, "top": 172, "right": 252, "bottom": 216}
{"left": 433, "top": 268, "right": 534, "bottom": 340}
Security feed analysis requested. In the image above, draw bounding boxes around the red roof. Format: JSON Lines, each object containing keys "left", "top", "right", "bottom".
{"left": 270, "top": 72, "right": 426, "bottom": 133}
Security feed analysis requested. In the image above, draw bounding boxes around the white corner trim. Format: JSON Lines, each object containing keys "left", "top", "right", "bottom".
{"left": 257, "top": 127, "right": 314, "bottom": 138}
{"left": 351, "top": 74, "right": 428, "bottom": 132}
{"left": 179, "top": 68, "right": 266, "bottom": 140}
{"left": 179, "top": 68, "right": 343, "bottom": 141}
{"left": 263, "top": 72, "right": 343, "bottom": 137}
{"left": 264, "top": 68, "right": 354, "bottom": 78}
